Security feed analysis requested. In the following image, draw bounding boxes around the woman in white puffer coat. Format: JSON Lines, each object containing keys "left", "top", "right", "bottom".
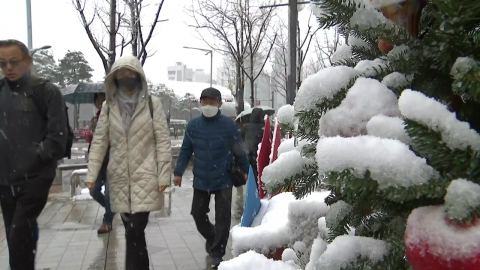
{"left": 86, "top": 55, "right": 171, "bottom": 270}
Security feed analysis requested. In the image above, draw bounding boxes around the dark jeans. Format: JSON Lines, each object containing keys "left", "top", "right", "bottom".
{"left": 191, "top": 187, "right": 233, "bottom": 259}
{"left": 0, "top": 177, "right": 53, "bottom": 270}
{"left": 89, "top": 164, "right": 114, "bottom": 225}
{"left": 121, "top": 212, "right": 150, "bottom": 270}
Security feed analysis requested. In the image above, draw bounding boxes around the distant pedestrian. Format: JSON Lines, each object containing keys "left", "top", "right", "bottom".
{"left": 87, "top": 93, "right": 115, "bottom": 234}
{"left": 243, "top": 108, "right": 266, "bottom": 182}
{"left": 173, "top": 87, "right": 249, "bottom": 269}
{"left": 86, "top": 55, "right": 172, "bottom": 270}
{"left": 174, "top": 127, "right": 178, "bottom": 139}
{"left": 0, "top": 39, "right": 69, "bottom": 270}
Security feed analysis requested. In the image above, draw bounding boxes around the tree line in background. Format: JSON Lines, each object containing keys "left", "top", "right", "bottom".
{"left": 0, "top": 50, "right": 94, "bottom": 88}
{"left": 32, "top": 50, "right": 94, "bottom": 87}
{"left": 148, "top": 81, "right": 202, "bottom": 121}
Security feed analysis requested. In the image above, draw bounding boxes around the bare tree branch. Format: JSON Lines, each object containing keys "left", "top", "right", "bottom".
{"left": 187, "top": 0, "right": 254, "bottom": 112}
{"left": 138, "top": 0, "right": 165, "bottom": 65}
{"left": 74, "top": 0, "right": 109, "bottom": 72}
{"left": 74, "top": 0, "right": 165, "bottom": 72}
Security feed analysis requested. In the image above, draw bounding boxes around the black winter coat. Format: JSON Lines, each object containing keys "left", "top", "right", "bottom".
{"left": 243, "top": 108, "right": 265, "bottom": 156}
{"left": 0, "top": 76, "right": 68, "bottom": 185}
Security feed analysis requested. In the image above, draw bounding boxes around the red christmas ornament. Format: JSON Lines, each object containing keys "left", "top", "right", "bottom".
{"left": 378, "top": 38, "right": 394, "bottom": 53}
{"left": 376, "top": 0, "right": 428, "bottom": 53}
{"left": 405, "top": 205, "right": 480, "bottom": 270}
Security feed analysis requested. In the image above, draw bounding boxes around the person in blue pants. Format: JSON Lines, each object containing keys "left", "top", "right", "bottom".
{"left": 88, "top": 93, "right": 115, "bottom": 233}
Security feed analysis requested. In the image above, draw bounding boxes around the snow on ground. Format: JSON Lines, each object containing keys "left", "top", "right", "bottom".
{"left": 73, "top": 188, "right": 92, "bottom": 200}
{"left": 72, "top": 187, "right": 105, "bottom": 200}
{"left": 219, "top": 251, "right": 300, "bottom": 270}
{"left": 162, "top": 81, "right": 234, "bottom": 100}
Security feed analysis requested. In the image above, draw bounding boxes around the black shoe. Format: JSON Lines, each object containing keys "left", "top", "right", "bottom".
{"left": 211, "top": 257, "right": 222, "bottom": 269}
{"left": 205, "top": 240, "right": 213, "bottom": 256}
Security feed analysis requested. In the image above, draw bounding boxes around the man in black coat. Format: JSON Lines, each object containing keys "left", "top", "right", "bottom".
{"left": 0, "top": 39, "right": 68, "bottom": 270}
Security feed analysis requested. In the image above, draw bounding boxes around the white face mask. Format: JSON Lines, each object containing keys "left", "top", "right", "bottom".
{"left": 201, "top": 105, "right": 219, "bottom": 117}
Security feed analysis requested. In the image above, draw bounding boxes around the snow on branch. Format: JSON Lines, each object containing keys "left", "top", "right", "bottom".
{"left": 262, "top": 150, "right": 309, "bottom": 193}
{"left": 381, "top": 72, "right": 412, "bottom": 92}
{"left": 277, "top": 104, "right": 295, "bottom": 128}
{"left": 316, "top": 235, "right": 390, "bottom": 270}
{"left": 445, "top": 179, "right": 480, "bottom": 222}
{"left": 315, "top": 136, "right": 436, "bottom": 189}
{"left": 294, "top": 66, "right": 360, "bottom": 113}
{"left": 399, "top": 90, "right": 480, "bottom": 151}
{"left": 366, "top": 115, "right": 411, "bottom": 145}
{"left": 319, "top": 78, "right": 400, "bottom": 137}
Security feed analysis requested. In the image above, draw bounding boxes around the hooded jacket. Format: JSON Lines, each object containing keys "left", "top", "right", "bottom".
{"left": 86, "top": 55, "right": 172, "bottom": 214}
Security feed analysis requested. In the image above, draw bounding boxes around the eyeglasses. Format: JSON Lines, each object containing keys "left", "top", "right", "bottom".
{"left": 0, "top": 58, "right": 24, "bottom": 68}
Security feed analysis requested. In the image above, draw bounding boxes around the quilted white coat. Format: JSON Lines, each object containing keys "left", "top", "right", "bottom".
{"left": 86, "top": 55, "right": 172, "bottom": 214}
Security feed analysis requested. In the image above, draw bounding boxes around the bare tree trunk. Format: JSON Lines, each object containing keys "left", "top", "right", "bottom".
{"left": 250, "top": 57, "right": 255, "bottom": 106}
{"left": 108, "top": 0, "right": 117, "bottom": 72}
{"left": 236, "top": 61, "right": 244, "bottom": 114}
{"left": 129, "top": 0, "right": 139, "bottom": 56}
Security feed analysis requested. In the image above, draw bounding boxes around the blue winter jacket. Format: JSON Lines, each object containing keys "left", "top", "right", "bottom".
{"left": 174, "top": 112, "right": 249, "bottom": 191}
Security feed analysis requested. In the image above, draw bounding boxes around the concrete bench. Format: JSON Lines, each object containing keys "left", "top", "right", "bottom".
{"left": 70, "top": 169, "right": 88, "bottom": 197}
{"left": 56, "top": 163, "right": 88, "bottom": 192}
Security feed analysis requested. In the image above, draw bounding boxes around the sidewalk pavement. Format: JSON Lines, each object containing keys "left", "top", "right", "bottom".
{"left": 0, "top": 166, "right": 243, "bottom": 270}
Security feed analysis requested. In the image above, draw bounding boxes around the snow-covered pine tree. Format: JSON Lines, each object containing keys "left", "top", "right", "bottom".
{"left": 266, "top": 0, "right": 480, "bottom": 269}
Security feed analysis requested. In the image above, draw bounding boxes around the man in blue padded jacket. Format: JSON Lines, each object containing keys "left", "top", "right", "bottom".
{"left": 173, "top": 87, "right": 249, "bottom": 269}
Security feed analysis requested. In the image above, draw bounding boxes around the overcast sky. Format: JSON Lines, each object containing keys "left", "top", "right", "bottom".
{"left": 0, "top": 0, "right": 318, "bottom": 84}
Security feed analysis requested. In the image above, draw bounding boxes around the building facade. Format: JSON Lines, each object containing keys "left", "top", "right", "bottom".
{"left": 167, "top": 62, "right": 211, "bottom": 83}
{"left": 270, "top": 48, "right": 287, "bottom": 112}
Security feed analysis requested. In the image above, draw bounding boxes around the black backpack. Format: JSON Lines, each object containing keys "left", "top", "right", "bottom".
{"left": 31, "top": 79, "right": 74, "bottom": 159}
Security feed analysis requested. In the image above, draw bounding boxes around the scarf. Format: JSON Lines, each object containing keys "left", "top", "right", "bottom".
{"left": 116, "top": 88, "right": 140, "bottom": 134}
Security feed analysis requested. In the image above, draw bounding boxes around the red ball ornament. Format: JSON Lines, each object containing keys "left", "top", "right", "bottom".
{"left": 378, "top": 38, "right": 394, "bottom": 53}
{"left": 405, "top": 205, "right": 480, "bottom": 270}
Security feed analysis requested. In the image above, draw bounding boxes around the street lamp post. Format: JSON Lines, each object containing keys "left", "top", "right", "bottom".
{"left": 183, "top": 46, "right": 213, "bottom": 87}
{"left": 26, "top": 0, "right": 33, "bottom": 50}
{"left": 260, "top": 1, "right": 310, "bottom": 105}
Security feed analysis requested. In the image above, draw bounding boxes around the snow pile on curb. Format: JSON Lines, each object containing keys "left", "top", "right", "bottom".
{"left": 232, "top": 192, "right": 331, "bottom": 257}
{"left": 219, "top": 251, "right": 301, "bottom": 270}
{"left": 231, "top": 193, "right": 295, "bottom": 256}
{"left": 288, "top": 191, "right": 330, "bottom": 246}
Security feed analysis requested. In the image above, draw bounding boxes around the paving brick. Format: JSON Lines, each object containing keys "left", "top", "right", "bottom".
{"left": 0, "top": 163, "right": 242, "bottom": 270}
